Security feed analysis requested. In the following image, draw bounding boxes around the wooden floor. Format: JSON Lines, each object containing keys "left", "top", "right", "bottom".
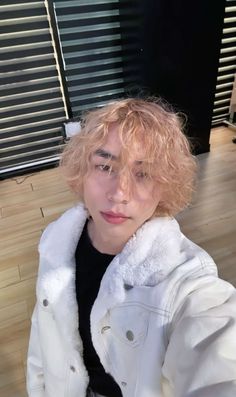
{"left": 0, "top": 126, "right": 236, "bottom": 397}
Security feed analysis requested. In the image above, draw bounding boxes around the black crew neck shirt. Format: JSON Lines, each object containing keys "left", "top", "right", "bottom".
{"left": 75, "top": 222, "right": 122, "bottom": 397}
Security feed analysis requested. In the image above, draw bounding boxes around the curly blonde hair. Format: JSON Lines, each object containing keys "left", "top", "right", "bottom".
{"left": 60, "top": 97, "right": 197, "bottom": 216}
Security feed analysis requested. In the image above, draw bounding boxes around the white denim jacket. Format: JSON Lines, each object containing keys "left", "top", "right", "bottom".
{"left": 27, "top": 204, "right": 236, "bottom": 397}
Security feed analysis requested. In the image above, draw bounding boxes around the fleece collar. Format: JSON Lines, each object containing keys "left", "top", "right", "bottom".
{"left": 39, "top": 203, "right": 88, "bottom": 267}
{"left": 39, "top": 203, "right": 185, "bottom": 302}
{"left": 39, "top": 203, "right": 183, "bottom": 273}
{"left": 37, "top": 204, "right": 185, "bottom": 356}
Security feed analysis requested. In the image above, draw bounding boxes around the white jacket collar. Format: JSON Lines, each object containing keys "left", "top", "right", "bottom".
{"left": 39, "top": 203, "right": 185, "bottom": 297}
{"left": 37, "top": 204, "right": 186, "bottom": 356}
{"left": 39, "top": 203, "right": 88, "bottom": 267}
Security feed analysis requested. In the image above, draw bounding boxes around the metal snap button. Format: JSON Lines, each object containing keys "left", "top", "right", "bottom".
{"left": 124, "top": 284, "right": 133, "bottom": 291}
{"left": 43, "top": 299, "right": 49, "bottom": 307}
{"left": 70, "top": 365, "right": 76, "bottom": 372}
{"left": 126, "top": 330, "right": 134, "bottom": 341}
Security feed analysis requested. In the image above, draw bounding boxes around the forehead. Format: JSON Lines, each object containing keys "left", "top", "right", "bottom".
{"left": 94, "top": 123, "right": 146, "bottom": 161}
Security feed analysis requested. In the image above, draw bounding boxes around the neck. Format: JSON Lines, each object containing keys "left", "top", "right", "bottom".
{"left": 87, "top": 219, "right": 126, "bottom": 255}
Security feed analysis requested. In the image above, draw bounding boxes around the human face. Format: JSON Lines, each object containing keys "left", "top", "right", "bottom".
{"left": 83, "top": 124, "right": 162, "bottom": 254}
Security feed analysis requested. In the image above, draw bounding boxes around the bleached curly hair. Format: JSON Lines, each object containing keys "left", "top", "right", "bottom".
{"left": 60, "top": 97, "right": 197, "bottom": 216}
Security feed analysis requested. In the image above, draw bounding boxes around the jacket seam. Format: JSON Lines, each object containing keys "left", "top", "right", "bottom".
{"left": 29, "top": 385, "right": 45, "bottom": 392}
{"left": 162, "top": 261, "right": 214, "bottom": 347}
{"left": 114, "top": 301, "right": 170, "bottom": 316}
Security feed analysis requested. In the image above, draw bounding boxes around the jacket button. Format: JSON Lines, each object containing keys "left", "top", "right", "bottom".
{"left": 124, "top": 284, "right": 133, "bottom": 290}
{"left": 70, "top": 365, "right": 76, "bottom": 372}
{"left": 43, "top": 299, "right": 49, "bottom": 307}
{"left": 121, "top": 381, "right": 127, "bottom": 387}
{"left": 126, "top": 330, "right": 134, "bottom": 341}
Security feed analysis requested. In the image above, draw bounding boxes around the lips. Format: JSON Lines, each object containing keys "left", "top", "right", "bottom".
{"left": 100, "top": 211, "right": 129, "bottom": 225}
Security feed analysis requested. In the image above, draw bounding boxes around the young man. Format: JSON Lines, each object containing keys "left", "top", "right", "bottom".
{"left": 27, "top": 98, "right": 236, "bottom": 397}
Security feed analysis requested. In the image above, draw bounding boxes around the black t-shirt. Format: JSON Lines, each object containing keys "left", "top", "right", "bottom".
{"left": 75, "top": 222, "right": 122, "bottom": 397}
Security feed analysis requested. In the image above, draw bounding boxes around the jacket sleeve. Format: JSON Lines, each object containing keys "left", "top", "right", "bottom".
{"left": 27, "top": 304, "right": 45, "bottom": 397}
{"left": 162, "top": 276, "right": 236, "bottom": 397}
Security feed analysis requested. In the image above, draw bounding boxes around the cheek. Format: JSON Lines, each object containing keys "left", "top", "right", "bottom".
{"left": 83, "top": 176, "right": 107, "bottom": 207}
{"left": 142, "top": 199, "right": 158, "bottom": 216}
{"left": 83, "top": 179, "right": 96, "bottom": 205}
{"left": 136, "top": 185, "right": 161, "bottom": 209}
{"left": 139, "top": 198, "right": 160, "bottom": 223}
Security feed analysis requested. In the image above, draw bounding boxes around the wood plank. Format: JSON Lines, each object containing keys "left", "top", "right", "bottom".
{"left": 22, "top": 167, "right": 62, "bottom": 185}
{"left": 0, "top": 184, "right": 71, "bottom": 208}
{"left": 41, "top": 198, "right": 75, "bottom": 217}
{"left": 0, "top": 301, "right": 28, "bottom": 329}
{"left": 0, "top": 246, "right": 38, "bottom": 272}
{"left": 0, "top": 209, "right": 43, "bottom": 242}
{"left": 0, "top": 231, "right": 41, "bottom": 258}
{"left": 0, "top": 208, "right": 42, "bottom": 231}
{"left": 27, "top": 298, "right": 36, "bottom": 319}
{"left": 0, "top": 351, "right": 25, "bottom": 388}
{"left": 19, "top": 259, "right": 39, "bottom": 282}
{"left": 1, "top": 202, "right": 40, "bottom": 219}
{"left": 0, "top": 266, "right": 20, "bottom": 289}
{"left": 0, "top": 320, "right": 30, "bottom": 356}
{"left": 178, "top": 202, "right": 236, "bottom": 230}
{"left": 1, "top": 190, "right": 75, "bottom": 218}
{"left": 0, "top": 278, "right": 36, "bottom": 310}
{"left": 180, "top": 213, "right": 236, "bottom": 244}
{"left": 0, "top": 379, "right": 27, "bottom": 397}
{"left": 0, "top": 212, "right": 62, "bottom": 243}
{"left": 31, "top": 172, "right": 67, "bottom": 190}
{"left": 0, "top": 179, "right": 32, "bottom": 195}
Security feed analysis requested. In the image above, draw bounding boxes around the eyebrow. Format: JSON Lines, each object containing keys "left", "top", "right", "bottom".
{"left": 94, "top": 148, "right": 117, "bottom": 160}
{"left": 94, "top": 149, "right": 145, "bottom": 165}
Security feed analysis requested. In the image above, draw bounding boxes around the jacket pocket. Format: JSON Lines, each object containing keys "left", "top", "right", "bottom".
{"left": 109, "top": 304, "right": 149, "bottom": 347}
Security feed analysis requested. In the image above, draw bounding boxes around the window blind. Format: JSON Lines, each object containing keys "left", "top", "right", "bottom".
{"left": 212, "top": 0, "right": 236, "bottom": 125}
{"left": 0, "top": 0, "right": 66, "bottom": 177}
{"left": 53, "top": 0, "right": 138, "bottom": 116}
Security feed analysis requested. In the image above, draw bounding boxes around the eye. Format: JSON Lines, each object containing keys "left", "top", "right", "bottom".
{"left": 96, "top": 164, "right": 113, "bottom": 173}
{"left": 135, "top": 171, "right": 148, "bottom": 179}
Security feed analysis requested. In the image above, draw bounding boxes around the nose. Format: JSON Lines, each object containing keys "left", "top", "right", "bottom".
{"left": 106, "top": 173, "right": 130, "bottom": 204}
